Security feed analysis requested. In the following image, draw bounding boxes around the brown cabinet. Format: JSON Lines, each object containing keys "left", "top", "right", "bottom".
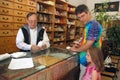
{"left": 0, "top": 30, "right": 14, "bottom": 36}
{"left": 0, "top": 0, "right": 13, "bottom": 8}
{"left": 27, "top": 0, "right": 37, "bottom": 7}
{"left": 14, "top": 10, "right": 27, "bottom": 17}
{"left": 14, "top": 0, "right": 27, "bottom": 4}
{"left": 66, "top": 4, "right": 76, "bottom": 46}
{"left": 0, "top": 0, "right": 37, "bottom": 54}
{"left": 0, "top": 7, "right": 13, "bottom": 15}
{"left": 13, "top": 23, "right": 24, "bottom": 29}
{"left": 0, "top": 23, "right": 13, "bottom": 29}
{"left": 0, "top": 0, "right": 83, "bottom": 54}
{"left": 37, "top": 0, "right": 84, "bottom": 48}
{"left": 75, "top": 20, "right": 84, "bottom": 40}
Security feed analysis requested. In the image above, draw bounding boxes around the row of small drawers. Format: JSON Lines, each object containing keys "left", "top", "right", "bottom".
{"left": 0, "top": 36, "right": 16, "bottom": 45}
{"left": 0, "top": 6, "right": 36, "bottom": 16}
{"left": 0, "top": 45, "right": 19, "bottom": 54}
{"left": 0, "top": 15, "right": 26, "bottom": 23}
{"left": 0, "top": 0, "right": 36, "bottom": 8}
{"left": 0, "top": 0, "right": 36, "bottom": 54}
{"left": 0, "top": 23, "right": 23, "bottom": 29}
{"left": 0, "top": 30, "right": 18, "bottom": 36}
{"left": 0, "top": 36, "right": 19, "bottom": 54}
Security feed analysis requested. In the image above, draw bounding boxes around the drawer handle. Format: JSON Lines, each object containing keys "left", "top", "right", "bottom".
{"left": 17, "top": 25, "right": 20, "bottom": 27}
{"left": 18, "top": 6, "right": 22, "bottom": 9}
{"left": 3, "top": 25, "right": 9, "bottom": 27}
{"left": 2, "top": 10, "right": 9, "bottom": 13}
{"left": 30, "top": 8, "right": 33, "bottom": 10}
{"left": 2, "top": 2, "right": 9, "bottom": 6}
{"left": 17, "top": 12, "right": 22, "bottom": 15}
{"left": 17, "top": 19, "right": 22, "bottom": 21}
{"left": 3, "top": 32, "right": 9, "bottom": 34}
{"left": 2, "top": 17, "right": 9, "bottom": 20}
{"left": 30, "top": 2, "right": 33, "bottom": 5}
{"left": 18, "top": 0, "right": 22, "bottom": 2}
{"left": 17, "top": 25, "right": 22, "bottom": 28}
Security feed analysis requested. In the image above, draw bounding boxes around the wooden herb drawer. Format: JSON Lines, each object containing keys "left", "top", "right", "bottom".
{"left": 0, "top": 22, "right": 13, "bottom": 29}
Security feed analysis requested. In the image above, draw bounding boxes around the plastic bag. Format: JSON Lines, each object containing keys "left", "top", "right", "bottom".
{"left": 104, "top": 56, "right": 111, "bottom": 64}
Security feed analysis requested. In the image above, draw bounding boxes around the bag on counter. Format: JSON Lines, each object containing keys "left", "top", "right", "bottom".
{"left": 104, "top": 55, "right": 112, "bottom": 67}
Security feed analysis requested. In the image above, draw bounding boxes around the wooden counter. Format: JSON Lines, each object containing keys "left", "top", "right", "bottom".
{"left": 0, "top": 47, "right": 79, "bottom": 80}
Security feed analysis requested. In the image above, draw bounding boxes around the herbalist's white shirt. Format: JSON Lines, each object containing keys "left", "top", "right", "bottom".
{"left": 16, "top": 27, "right": 50, "bottom": 50}
{"left": 30, "top": 28, "right": 37, "bottom": 45}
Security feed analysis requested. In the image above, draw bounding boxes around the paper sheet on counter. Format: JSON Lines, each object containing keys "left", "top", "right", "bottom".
{"left": 8, "top": 58, "right": 34, "bottom": 70}
{"left": 0, "top": 53, "right": 10, "bottom": 61}
{"left": 11, "top": 52, "right": 27, "bottom": 58}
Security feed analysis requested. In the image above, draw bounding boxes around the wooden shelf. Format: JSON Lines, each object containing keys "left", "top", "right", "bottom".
{"left": 0, "top": 0, "right": 85, "bottom": 54}
{"left": 37, "top": 0, "right": 84, "bottom": 48}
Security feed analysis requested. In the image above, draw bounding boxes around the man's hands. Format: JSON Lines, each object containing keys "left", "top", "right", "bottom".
{"left": 31, "top": 44, "right": 47, "bottom": 53}
{"left": 41, "top": 44, "right": 47, "bottom": 50}
{"left": 69, "top": 42, "right": 80, "bottom": 52}
{"left": 31, "top": 45, "right": 40, "bottom": 53}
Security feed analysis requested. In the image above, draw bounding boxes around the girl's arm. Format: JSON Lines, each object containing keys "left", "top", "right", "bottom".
{"left": 92, "top": 70, "right": 98, "bottom": 80}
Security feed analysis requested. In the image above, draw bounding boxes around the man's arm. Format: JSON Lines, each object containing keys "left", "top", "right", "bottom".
{"left": 37, "top": 30, "right": 50, "bottom": 49}
{"left": 16, "top": 29, "right": 32, "bottom": 50}
{"left": 43, "top": 30, "right": 50, "bottom": 48}
{"left": 70, "top": 40, "right": 95, "bottom": 52}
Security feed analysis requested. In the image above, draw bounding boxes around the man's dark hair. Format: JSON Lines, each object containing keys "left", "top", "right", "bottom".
{"left": 75, "top": 4, "right": 89, "bottom": 15}
{"left": 26, "top": 12, "right": 37, "bottom": 20}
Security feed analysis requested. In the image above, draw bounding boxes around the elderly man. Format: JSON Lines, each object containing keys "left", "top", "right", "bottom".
{"left": 16, "top": 12, "right": 50, "bottom": 53}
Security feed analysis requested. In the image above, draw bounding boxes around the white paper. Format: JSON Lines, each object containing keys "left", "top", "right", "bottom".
{"left": 38, "top": 41, "right": 43, "bottom": 47}
{"left": 11, "top": 52, "right": 27, "bottom": 58}
{"left": 0, "top": 53, "right": 10, "bottom": 61}
{"left": 66, "top": 46, "right": 71, "bottom": 49}
{"left": 8, "top": 58, "right": 34, "bottom": 70}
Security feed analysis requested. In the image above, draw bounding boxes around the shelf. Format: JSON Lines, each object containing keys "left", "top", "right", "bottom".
{"left": 37, "top": 11, "right": 53, "bottom": 15}
{"left": 37, "top": 0, "right": 84, "bottom": 48}
{"left": 38, "top": 21, "right": 53, "bottom": 23}
{"left": 67, "top": 17, "right": 76, "bottom": 20}
{"left": 55, "top": 6, "right": 67, "bottom": 11}
{"left": 55, "top": 23, "right": 66, "bottom": 25}
{"left": 66, "top": 38, "right": 75, "bottom": 41}
{"left": 67, "top": 11, "right": 75, "bottom": 14}
{"left": 0, "top": 0, "right": 85, "bottom": 54}
{"left": 37, "top": 1, "right": 54, "bottom": 7}
{"left": 55, "top": 15, "right": 67, "bottom": 18}
{"left": 54, "top": 40, "right": 65, "bottom": 42}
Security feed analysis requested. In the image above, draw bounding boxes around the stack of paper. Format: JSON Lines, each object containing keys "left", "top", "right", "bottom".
{"left": 11, "top": 52, "right": 27, "bottom": 58}
{"left": 8, "top": 58, "right": 34, "bottom": 70}
{"left": 0, "top": 53, "right": 10, "bottom": 61}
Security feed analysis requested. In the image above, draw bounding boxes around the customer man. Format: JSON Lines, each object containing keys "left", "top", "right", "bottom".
{"left": 70, "top": 4, "right": 103, "bottom": 80}
{"left": 16, "top": 12, "right": 50, "bottom": 53}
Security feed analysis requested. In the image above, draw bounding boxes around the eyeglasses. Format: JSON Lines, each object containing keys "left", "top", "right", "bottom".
{"left": 28, "top": 20, "right": 37, "bottom": 23}
{"left": 77, "top": 14, "right": 86, "bottom": 19}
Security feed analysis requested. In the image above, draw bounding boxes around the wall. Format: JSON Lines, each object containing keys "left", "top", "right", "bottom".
{"left": 68, "top": 0, "right": 86, "bottom": 6}
{"left": 86, "top": 0, "right": 120, "bottom": 15}
{"left": 68, "top": 0, "right": 120, "bottom": 17}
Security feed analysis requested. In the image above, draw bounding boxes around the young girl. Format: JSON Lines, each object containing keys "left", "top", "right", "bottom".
{"left": 82, "top": 47, "right": 104, "bottom": 80}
